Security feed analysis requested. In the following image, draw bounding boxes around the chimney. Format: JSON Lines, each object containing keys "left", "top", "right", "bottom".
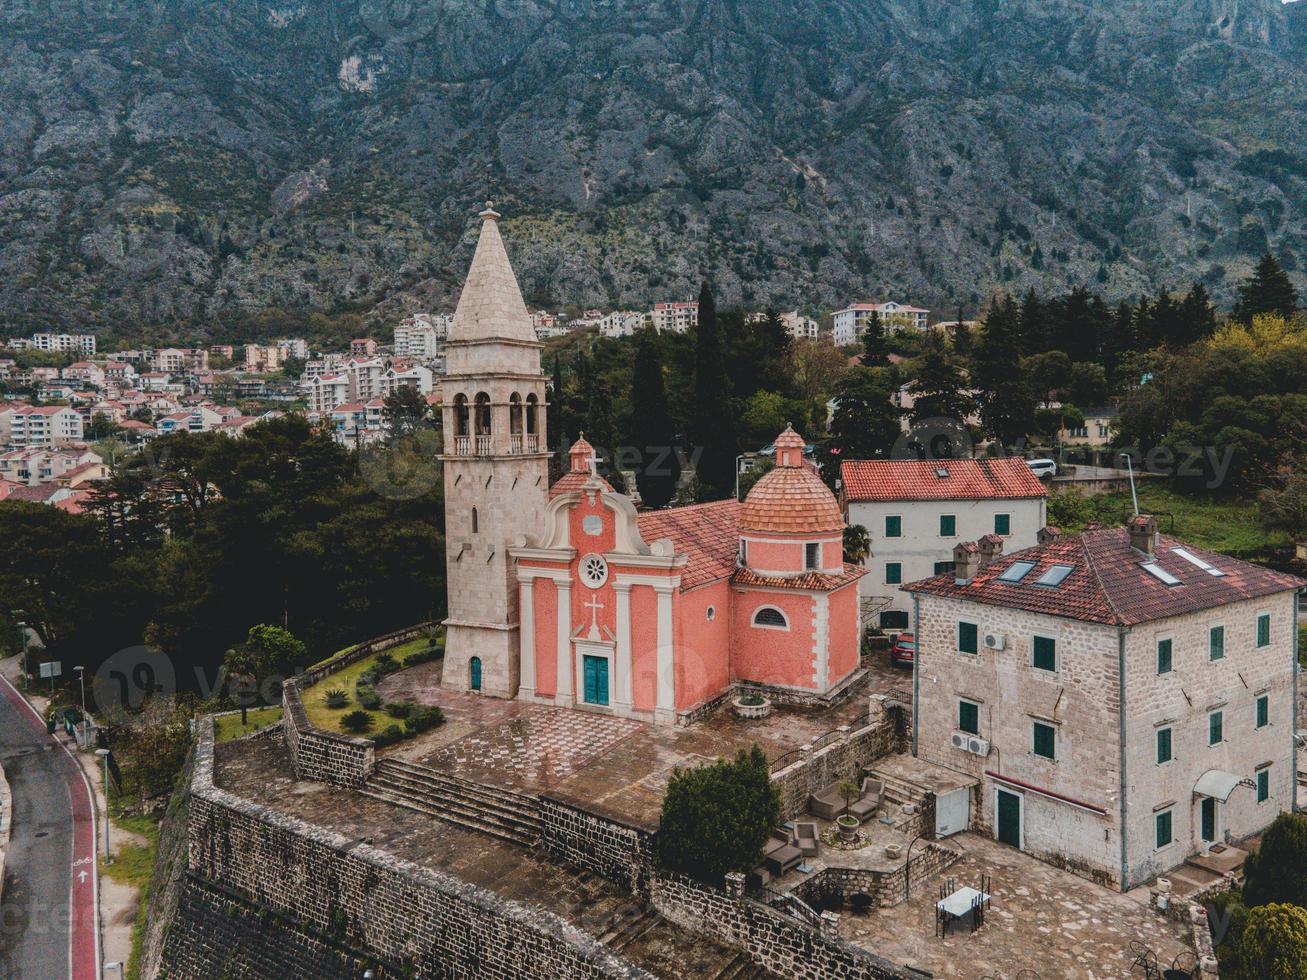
{"left": 977, "top": 533, "right": 1004, "bottom": 571}
{"left": 953, "top": 541, "right": 980, "bottom": 584}
{"left": 1128, "top": 514, "right": 1158, "bottom": 557}
{"left": 1037, "top": 526, "right": 1062, "bottom": 546}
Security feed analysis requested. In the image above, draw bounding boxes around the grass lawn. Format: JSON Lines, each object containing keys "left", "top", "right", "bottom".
{"left": 1050, "top": 485, "right": 1291, "bottom": 560}
{"left": 301, "top": 637, "right": 432, "bottom": 735}
{"left": 213, "top": 705, "right": 283, "bottom": 743}
{"left": 100, "top": 811, "right": 159, "bottom": 980}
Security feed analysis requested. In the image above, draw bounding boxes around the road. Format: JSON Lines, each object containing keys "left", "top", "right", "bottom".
{"left": 0, "top": 675, "right": 99, "bottom": 980}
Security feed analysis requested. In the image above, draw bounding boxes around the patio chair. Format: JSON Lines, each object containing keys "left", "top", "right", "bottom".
{"left": 808, "top": 781, "right": 844, "bottom": 820}
{"left": 763, "top": 828, "right": 802, "bottom": 876}
{"left": 792, "top": 821, "right": 820, "bottom": 858}
{"left": 847, "top": 777, "right": 883, "bottom": 822}
{"left": 1129, "top": 940, "right": 1160, "bottom": 980}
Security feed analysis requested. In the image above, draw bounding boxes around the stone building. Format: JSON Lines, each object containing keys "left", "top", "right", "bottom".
{"left": 841, "top": 458, "right": 1047, "bottom": 630}
{"left": 904, "top": 516, "right": 1303, "bottom": 890}
{"left": 439, "top": 203, "right": 551, "bottom": 698}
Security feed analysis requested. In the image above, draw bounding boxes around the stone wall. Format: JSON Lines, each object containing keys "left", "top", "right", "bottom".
{"left": 770, "top": 697, "right": 903, "bottom": 821}
{"left": 181, "top": 718, "right": 653, "bottom": 980}
{"left": 281, "top": 622, "right": 438, "bottom": 787}
{"left": 539, "top": 795, "right": 656, "bottom": 896}
{"left": 789, "top": 843, "right": 960, "bottom": 910}
{"left": 650, "top": 872, "right": 929, "bottom": 980}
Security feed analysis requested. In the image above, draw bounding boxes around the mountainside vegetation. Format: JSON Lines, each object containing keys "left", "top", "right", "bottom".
{"left": 3, "top": 0, "right": 1307, "bottom": 334}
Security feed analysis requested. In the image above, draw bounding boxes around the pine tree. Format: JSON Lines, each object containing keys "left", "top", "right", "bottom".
{"left": 971, "top": 293, "right": 1034, "bottom": 450}
{"left": 1176, "top": 282, "right": 1217, "bottom": 345}
{"left": 1145, "top": 287, "right": 1182, "bottom": 347}
{"left": 860, "top": 310, "right": 889, "bottom": 367}
{"left": 1233, "top": 252, "right": 1299, "bottom": 323}
{"left": 628, "top": 328, "right": 681, "bottom": 508}
{"left": 907, "top": 331, "right": 975, "bottom": 424}
{"left": 824, "top": 367, "right": 901, "bottom": 461}
{"left": 1018, "top": 288, "right": 1048, "bottom": 355}
{"left": 691, "top": 282, "right": 738, "bottom": 499}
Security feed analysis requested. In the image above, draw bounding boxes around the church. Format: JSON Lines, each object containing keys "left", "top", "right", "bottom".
{"left": 439, "top": 204, "right": 865, "bottom": 725}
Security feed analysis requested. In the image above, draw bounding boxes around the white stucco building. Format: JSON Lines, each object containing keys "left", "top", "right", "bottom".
{"left": 840, "top": 458, "right": 1047, "bottom": 629}
{"left": 905, "top": 517, "right": 1303, "bottom": 890}
{"left": 832, "top": 302, "right": 929, "bottom": 346}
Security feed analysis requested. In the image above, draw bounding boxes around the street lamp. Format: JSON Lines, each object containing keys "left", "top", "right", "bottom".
{"left": 74, "top": 666, "right": 86, "bottom": 734}
{"left": 95, "top": 748, "right": 112, "bottom": 861}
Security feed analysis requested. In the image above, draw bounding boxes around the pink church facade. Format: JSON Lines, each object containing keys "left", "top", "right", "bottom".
{"left": 509, "top": 430, "right": 866, "bottom": 724}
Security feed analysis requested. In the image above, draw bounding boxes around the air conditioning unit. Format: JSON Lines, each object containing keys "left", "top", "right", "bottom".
{"left": 966, "top": 736, "right": 990, "bottom": 756}
{"left": 950, "top": 732, "right": 968, "bottom": 751}
{"left": 984, "top": 632, "right": 1007, "bottom": 651}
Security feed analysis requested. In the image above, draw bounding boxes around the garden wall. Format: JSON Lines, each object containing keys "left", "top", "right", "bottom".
{"left": 539, "top": 795, "right": 656, "bottom": 896}
{"left": 789, "top": 843, "right": 960, "bottom": 910}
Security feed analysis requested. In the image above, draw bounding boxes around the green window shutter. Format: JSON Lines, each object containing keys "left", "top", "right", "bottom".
{"left": 958, "top": 701, "right": 979, "bottom": 735}
{"left": 1209, "top": 711, "right": 1223, "bottom": 745}
{"left": 1257, "top": 614, "right": 1270, "bottom": 648}
{"left": 940, "top": 514, "right": 956, "bottom": 536}
{"left": 1156, "top": 639, "right": 1172, "bottom": 675}
{"left": 1032, "top": 722, "right": 1055, "bottom": 760}
{"left": 1209, "top": 626, "right": 1224, "bottom": 661}
{"left": 1256, "top": 695, "right": 1268, "bottom": 728}
{"left": 1156, "top": 811, "right": 1172, "bottom": 848}
{"left": 885, "top": 515, "right": 902, "bottom": 538}
{"left": 994, "top": 513, "right": 1011, "bottom": 535}
{"left": 958, "top": 621, "right": 978, "bottom": 654}
{"left": 885, "top": 562, "right": 902, "bottom": 585}
{"left": 1156, "top": 728, "right": 1172, "bottom": 764}
{"left": 1032, "top": 636, "right": 1057, "bottom": 671}
{"left": 1257, "top": 769, "right": 1269, "bottom": 803}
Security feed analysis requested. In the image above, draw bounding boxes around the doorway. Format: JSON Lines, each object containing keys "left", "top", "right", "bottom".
{"left": 470, "top": 656, "right": 482, "bottom": 692}
{"left": 1200, "top": 797, "right": 1216, "bottom": 844}
{"left": 996, "top": 789, "right": 1022, "bottom": 849}
{"left": 582, "top": 655, "right": 610, "bottom": 706}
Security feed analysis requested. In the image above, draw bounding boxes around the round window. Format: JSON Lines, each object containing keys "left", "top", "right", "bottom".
{"left": 580, "top": 553, "right": 608, "bottom": 589}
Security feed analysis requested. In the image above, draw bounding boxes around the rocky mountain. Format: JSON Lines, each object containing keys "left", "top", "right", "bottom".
{"left": 2, "top": 0, "right": 1307, "bottom": 333}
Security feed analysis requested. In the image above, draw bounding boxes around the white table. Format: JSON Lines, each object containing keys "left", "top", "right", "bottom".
{"left": 936, "top": 886, "right": 989, "bottom": 919}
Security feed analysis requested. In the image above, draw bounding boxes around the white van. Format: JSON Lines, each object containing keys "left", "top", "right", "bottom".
{"left": 1026, "top": 458, "right": 1058, "bottom": 479}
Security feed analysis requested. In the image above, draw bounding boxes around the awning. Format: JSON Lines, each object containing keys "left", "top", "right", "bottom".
{"left": 1193, "top": 769, "right": 1250, "bottom": 802}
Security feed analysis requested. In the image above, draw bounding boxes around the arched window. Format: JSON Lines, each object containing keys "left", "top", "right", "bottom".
{"left": 753, "top": 607, "right": 788, "bottom": 629}
{"left": 525, "top": 393, "right": 539, "bottom": 435}
{"left": 471, "top": 506, "right": 479, "bottom": 533}
{"left": 453, "top": 393, "right": 470, "bottom": 437}
{"left": 474, "top": 392, "right": 492, "bottom": 435}
{"left": 509, "top": 393, "right": 523, "bottom": 434}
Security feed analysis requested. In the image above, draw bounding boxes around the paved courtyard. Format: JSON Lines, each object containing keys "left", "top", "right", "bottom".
{"left": 838, "top": 833, "right": 1193, "bottom": 979}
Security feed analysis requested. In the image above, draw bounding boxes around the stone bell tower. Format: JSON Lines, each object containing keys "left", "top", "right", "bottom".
{"left": 439, "top": 203, "right": 550, "bottom": 697}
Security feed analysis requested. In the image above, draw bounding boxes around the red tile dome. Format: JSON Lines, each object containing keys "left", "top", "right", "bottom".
{"left": 740, "top": 426, "right": 844, "bottom": 535}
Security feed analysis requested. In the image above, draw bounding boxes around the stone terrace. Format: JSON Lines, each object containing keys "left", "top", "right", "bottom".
{"left": 213, "top": 737, "right": 766, "bottom": 980}
{"left": 379, "top": 660, "right": 882, "bottom": 829}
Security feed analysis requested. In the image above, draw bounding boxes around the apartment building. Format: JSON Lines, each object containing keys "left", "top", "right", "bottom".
{"left": 832, "top": 302, "right": 930, "bottom": 346}
{"left": 651, "top": 302, "right": 698, "bottom": 333}
{"left": 33, "top": 332, "right": 97, "bottom": 356}
{"left": 0, "top": 405, "right": 85, "bottom": 447}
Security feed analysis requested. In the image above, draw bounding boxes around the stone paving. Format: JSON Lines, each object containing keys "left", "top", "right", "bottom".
{"left": 838, "top": 832, "right": 1192, "bottom": 979}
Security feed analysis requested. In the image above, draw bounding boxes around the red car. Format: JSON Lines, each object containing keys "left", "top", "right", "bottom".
{"left": 889, "top": 631, "right": 916, "bottom": 668}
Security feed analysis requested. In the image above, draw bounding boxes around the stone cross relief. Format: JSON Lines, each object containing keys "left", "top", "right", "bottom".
{"left": 584, "top": 593, "right": 604, "bottom": 640}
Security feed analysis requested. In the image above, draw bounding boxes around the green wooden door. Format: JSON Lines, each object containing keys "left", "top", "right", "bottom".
{"left": 1201, "top": 798, "right": 1215, "bottom": 842}
{"left": 582, "top": 655, "right": 609, "bottom": 706}
{"left": 997, "top": 790, "right": 1021, "bottom": 848}
{"left": 470, "top": 657, "right": 482, "bottom": 691}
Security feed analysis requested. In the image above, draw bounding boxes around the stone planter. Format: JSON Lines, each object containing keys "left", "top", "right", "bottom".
{"left": 733, "top": 695, "right": 772, "bottom": 720}
{"left": 837, "top": 816, "right": 859, "bottom": 842}
{"left": 884, "top": 843, "right": 903, "bottom": 860}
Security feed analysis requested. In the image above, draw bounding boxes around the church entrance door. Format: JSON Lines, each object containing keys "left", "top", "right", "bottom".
{"left": 582, "top": 655, "right": 609, "bottom": 706}
{"left": 470, "top": 657, "right": 482, "bottom": 691}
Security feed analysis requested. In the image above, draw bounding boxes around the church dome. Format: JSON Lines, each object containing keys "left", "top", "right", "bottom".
{"left": 740, "top": 425, "right": 844, "bottom": 535}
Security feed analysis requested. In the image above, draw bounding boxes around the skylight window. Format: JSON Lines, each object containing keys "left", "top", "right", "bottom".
{"left": 1141, "top": 562, "right": 1182, "bottom": 586}
{"left": 936, "top": 467, "right": 950, "bottom": 478}
{"left": 998, "top": 560, "right": 1037, "bottom": 583}
{"left": 1171, "top": 547, "right": 1225, "bottom": 577}
{"left": 1034, "top": 564, "right": 1075, "bottom": 587}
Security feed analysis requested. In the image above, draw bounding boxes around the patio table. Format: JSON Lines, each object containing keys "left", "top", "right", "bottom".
{"left": 936, "top": 886, "right": 989, "bottom": 921}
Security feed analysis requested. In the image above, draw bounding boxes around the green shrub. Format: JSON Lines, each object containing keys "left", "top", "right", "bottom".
{"left": 404, "top": 706, "right": 444, "bottom": 734}
{"left": 1244, "top": 813, "right": 1307, "bottom": 909}
{"left": 657, "top": 745, "right": 781, "bottom": 885}
{"left": 357, "top": 669, "right": 379, "bottom": 687}
{"left": 373, "top": 652, "right": 399, "bottom": 676}
{"left": 324, "top": 689, "right": 349, "bottom": 709}
{"left": 386, "top": 701, "right": 415, "bottom": 719}
{"left": 341, "top": 710, "right": 373, "bottom": 733}
{"left": 1205, "top": 889, "right": 1250, "bottom": 972}
{"left": 373, "top": 724, "right": 406, "bottom": 747}
{"left": 403, "top": 644, "right": 443, "bottom": 667}
{"left": 356, "top": 685, "right": 382, "bottom": 710}
{"left": 739, "top": 694, "right": 764, "bottom": 706}
{"left": 1235, "top": 904, "right": 1307, "bottom": 980}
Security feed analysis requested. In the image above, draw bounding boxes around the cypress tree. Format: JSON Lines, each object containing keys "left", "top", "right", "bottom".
{"left": 691, "top": 282, "right": 738, "bottom": 499}
{"left": 907, "top": 331, "right": 975, "bottom": 425}
{"left": 1177, "top": 282, "right": 1217, "bottom": 345}
{"left": 629, "top": 328, "right": 681, "bottom": 508}
{"left": 1233, "top": 252, "right": 1299, "bottom": 322}
{"left": 971, "top": 294, "right": 1035, "bottom": 450}
{"left": 860, "top": 310, "right": 889, "bottom": 367}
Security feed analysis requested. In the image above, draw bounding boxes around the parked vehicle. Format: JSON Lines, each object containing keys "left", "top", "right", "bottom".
{"left": 1026, "top": 458, "right": 1058, "bottom": 479}
{"left": 889, "top": 631, "right": 916, "bottom": 668}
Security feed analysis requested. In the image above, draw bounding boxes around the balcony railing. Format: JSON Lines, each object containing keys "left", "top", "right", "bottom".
{"left": 526, "top": 434, "right": 539, "bottom": 453}
{"left": 475, "top": 434, "right": 492, "bottom": 456}
{"left": 454, "top": 435, "right": 470, "bottom": 455}
{"left": 509, "top": 434, "right": 523, "bottom": 455}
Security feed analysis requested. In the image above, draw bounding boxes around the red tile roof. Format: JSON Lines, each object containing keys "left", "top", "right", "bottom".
{"left": 905, "top": 527, "right": 1305, "bottom": 626}
{"left": 549, "top": 470, "right": 614, "bottom": 498}
{"left": 732, "top": 563, "right": 866, "bottom": 593}
{"left": 841, "top": 457, "right": 1047, "bottom": 502}
{"left": 638, "top": 500, "right": 741, "bottom": 590}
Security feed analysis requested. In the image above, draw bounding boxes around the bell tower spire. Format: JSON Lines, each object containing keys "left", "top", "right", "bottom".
{"left": 439, "top": 203, "right": 550, "bottom": 698}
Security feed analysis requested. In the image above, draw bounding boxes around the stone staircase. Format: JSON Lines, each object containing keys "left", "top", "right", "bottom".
{"left": 868, "top": 767, "right": 928, "bottom": 809}
{"left": 360, "top": 758, "right": 542, "bottom": 846}
{"left": 596, "top": 903, "right": 661, "bottom": 951}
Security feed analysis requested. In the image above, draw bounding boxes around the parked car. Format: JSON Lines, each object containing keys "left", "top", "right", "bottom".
{"left": 889, "top": 631, "right": 916, "bottom": 668}
{"left": 1026, "top": 458, "right": 1058, "bottom": 479}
